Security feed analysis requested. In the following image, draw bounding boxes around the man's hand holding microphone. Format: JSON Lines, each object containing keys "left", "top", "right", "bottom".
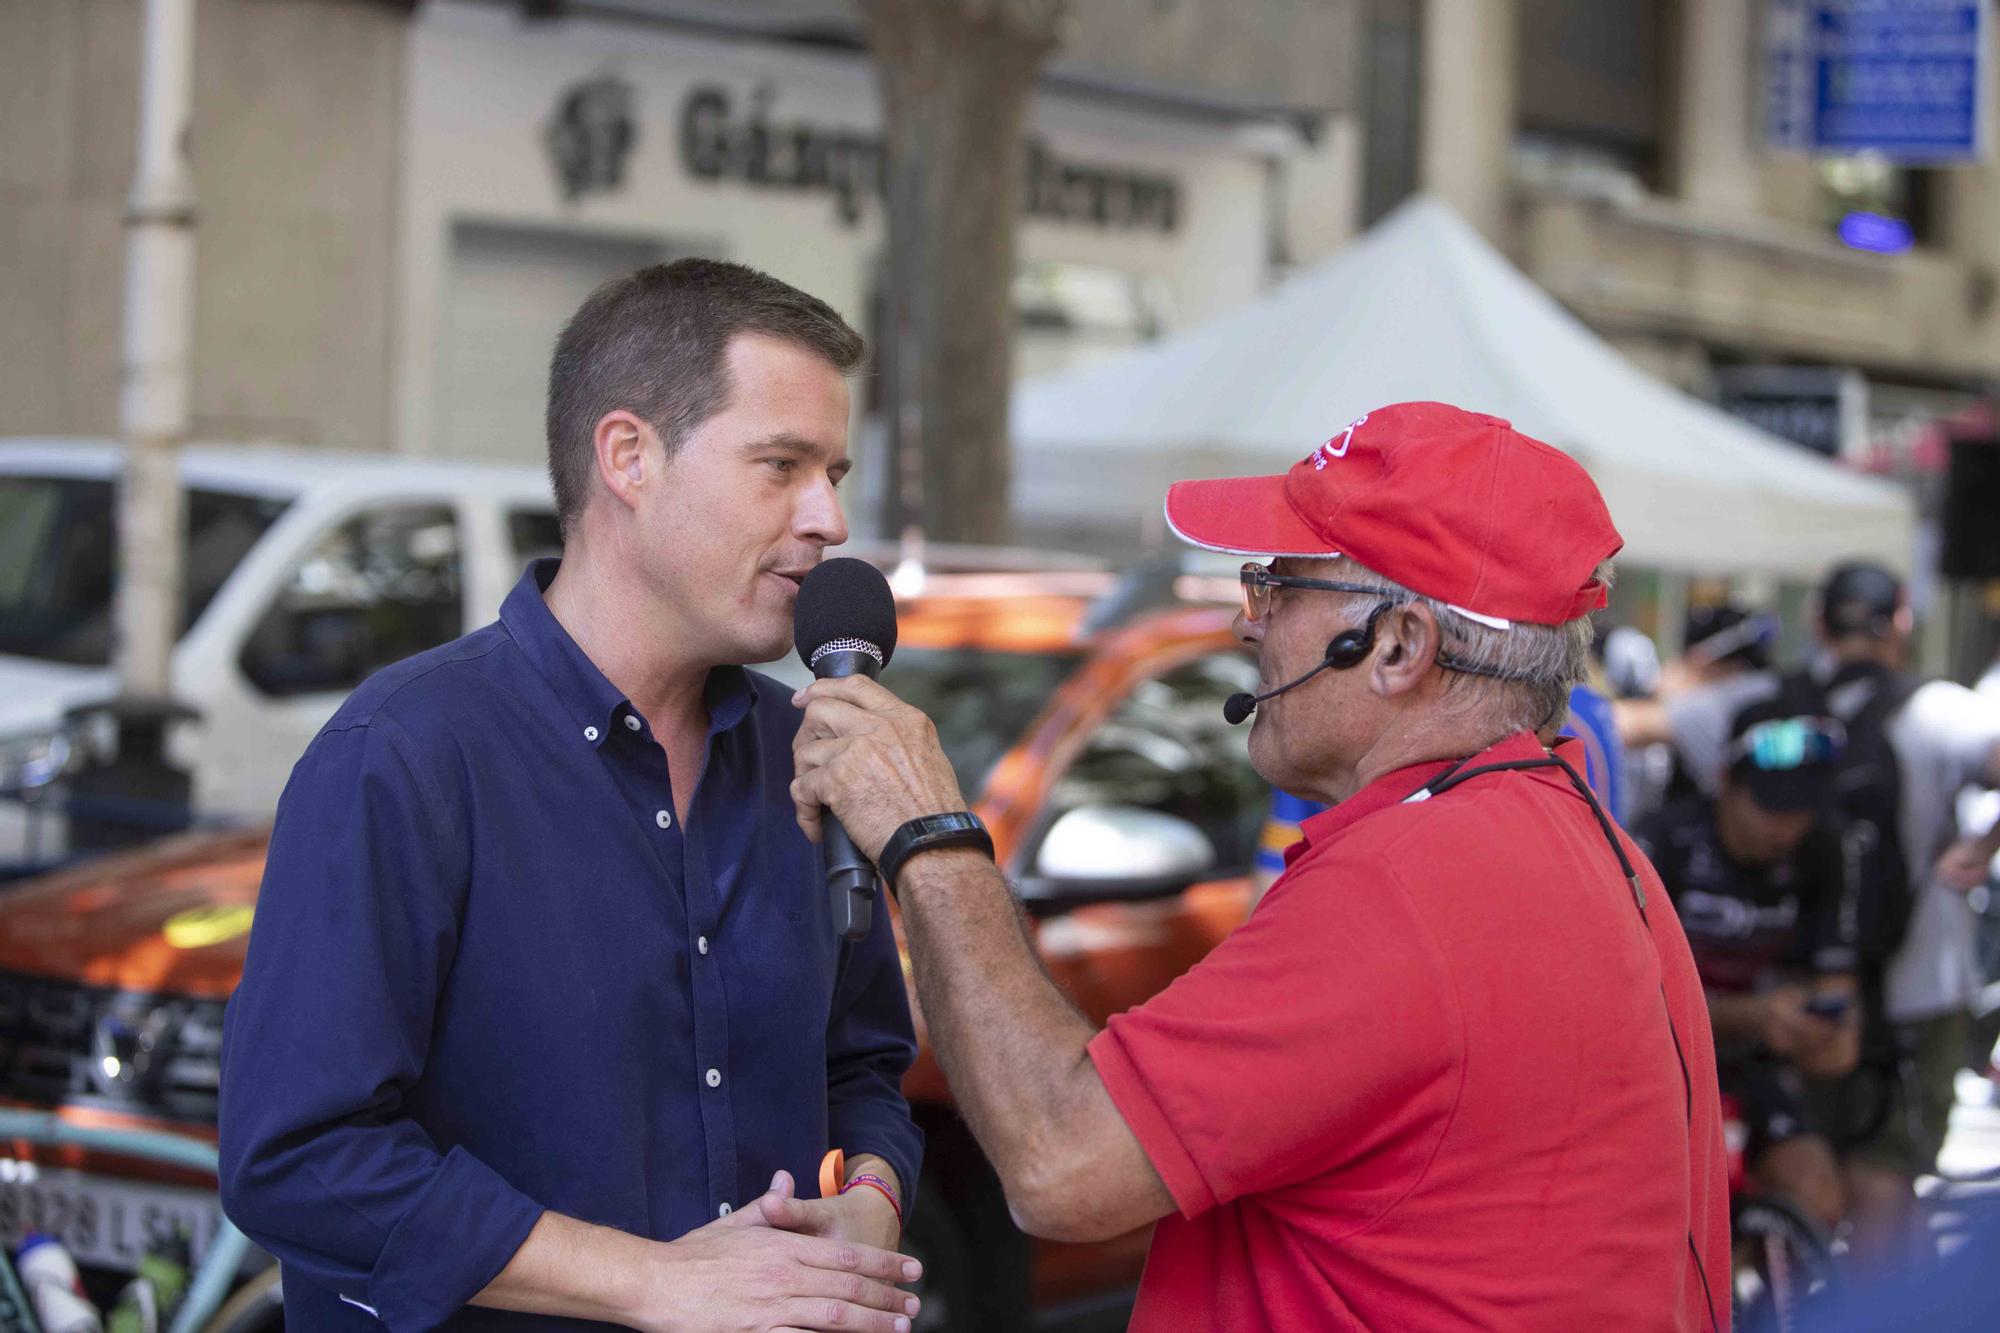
{"left": 790, "top": 673, "right": 969, "bottom": 862}
{"left": 785, "top": 558, "right": 975, "bottom": 873}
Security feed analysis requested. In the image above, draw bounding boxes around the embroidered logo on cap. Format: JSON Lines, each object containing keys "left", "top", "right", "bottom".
{"left": 1310, "top": 412, "right": 1369, "bottom": 470}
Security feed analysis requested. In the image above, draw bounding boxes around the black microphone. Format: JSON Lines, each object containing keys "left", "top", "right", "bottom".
{"left": 794, "top": 557, "right": 900, "bottom": 943}
{"left": 1223, "top": 652, "right": 1341, "bottom": 725}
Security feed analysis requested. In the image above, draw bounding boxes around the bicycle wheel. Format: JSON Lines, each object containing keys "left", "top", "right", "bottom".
{"left": 1732, "top": 1191, "right": 1838, "bottom": 1333}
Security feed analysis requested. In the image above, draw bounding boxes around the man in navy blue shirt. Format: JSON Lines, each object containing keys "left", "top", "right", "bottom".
{"left": 219, "top": 261, "right": 924, "bottom": 1332}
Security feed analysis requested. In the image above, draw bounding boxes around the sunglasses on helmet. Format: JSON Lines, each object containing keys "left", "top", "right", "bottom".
{"left": 1725, "top": 717, "right": 1845, "bottom": 773}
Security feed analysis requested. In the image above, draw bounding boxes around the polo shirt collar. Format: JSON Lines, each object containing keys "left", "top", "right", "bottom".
{"left": 1288, "top": 730, "right": 1560, "bottom": 863}
{"left": 500, "top": 559, "right": 758, "bottom": 749}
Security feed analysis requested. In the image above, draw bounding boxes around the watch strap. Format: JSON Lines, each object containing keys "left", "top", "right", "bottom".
{"left": 877, "top": 812, "right": 994, "bottom": 894}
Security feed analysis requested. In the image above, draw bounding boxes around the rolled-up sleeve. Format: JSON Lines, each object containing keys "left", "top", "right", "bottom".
{"left": 219, "top": 720, "right": 543, "bottom": 1331}
{"left": 823, "top": 902, "right": 923, "bottom": 1212}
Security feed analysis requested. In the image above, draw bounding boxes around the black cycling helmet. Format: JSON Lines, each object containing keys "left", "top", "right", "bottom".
{"left": 1726, "top": 697, "right": 1841, "bottom": 814}
{"left": 1684, "top": 602, "right": 1775, "bottom": 671}
{"left": 1818, "top": 561, "right": 1903, "bottom": 640}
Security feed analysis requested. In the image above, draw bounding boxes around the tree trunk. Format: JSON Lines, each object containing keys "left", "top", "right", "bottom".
{"left": 119, "top": 0, "right": 197, "bottom": 700}
{"left": 863, "top": 0, "right": 1064, "bottom": 547}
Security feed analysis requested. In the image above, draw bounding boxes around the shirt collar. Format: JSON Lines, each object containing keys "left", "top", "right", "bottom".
{"left": 500, "top": 559, "right": 758, "bottom": 749}
{"left": 1288, "top": 730, "right": 1560, "bottom": 862}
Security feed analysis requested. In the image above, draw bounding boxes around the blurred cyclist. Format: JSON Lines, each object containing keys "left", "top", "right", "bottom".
{"left": 1624, "top": 562, "right": 2000, "bottom": 1268}
{"left": 1635, "top": 698, "right": 1861, "bottom": 1234}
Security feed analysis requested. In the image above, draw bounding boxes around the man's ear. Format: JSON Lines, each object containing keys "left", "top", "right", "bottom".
{"left": 1370, "top": 602, "right": 1441, "bottom": 699}
{"left": 593, "top": 410, "right": 654, "bottom": 511}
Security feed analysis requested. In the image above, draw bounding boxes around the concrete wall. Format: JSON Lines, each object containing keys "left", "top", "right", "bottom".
{"left": 1506, "top": 0, "right": 2000, "bottom": 385}
{"left": 0, "top": 0, "right": 403, "bottom": 451}
{"left": 693, "top": 0, "right": 1364, "bottom": 116}
{"left": 1418, "top": 0, "right": 1517, "bottom": 241}
{"left": 1059, "top": 0, "right": 1361, "bottom": 116}
{"left": 1519, "top": 190, "right": 2000, "bottom": 382}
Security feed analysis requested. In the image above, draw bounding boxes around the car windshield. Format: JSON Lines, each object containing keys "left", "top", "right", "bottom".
{"left": 0, "top": 475, "right": 291, "bottom": 666}
{"left": 758, "top": 644, "right": 1082, "bottom": 796}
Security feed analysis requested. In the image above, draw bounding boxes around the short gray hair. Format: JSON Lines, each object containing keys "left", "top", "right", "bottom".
{"left": 1323, "top": 556, "right": 1610, "bottom": 734}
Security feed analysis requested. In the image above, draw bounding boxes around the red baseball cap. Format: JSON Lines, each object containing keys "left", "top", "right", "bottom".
{"left": 1164, "top": 401, "right": 1622, "bottom": 627}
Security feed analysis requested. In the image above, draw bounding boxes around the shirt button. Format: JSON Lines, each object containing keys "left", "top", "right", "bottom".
{"left": 717, "top": 1202, "right": 732, "bottom": 1218}
{"left": 623, "top": 714, "right": 642, "bottom": 732}
{"left": 697, "top": 935, "right": 710, "bottom": 955}
{"left": 656, "top": 809, "right": 673, "bottom": 830}
{"left": 705, "top": 1067, "right": 721, "bottom": 1088}
{"left": 583, "top": 725, "right": 599, "bottom": 742}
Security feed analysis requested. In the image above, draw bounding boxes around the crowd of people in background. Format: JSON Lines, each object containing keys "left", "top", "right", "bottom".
{"left": 1256, "top": 559, "right": 2000, "bottom": 1297}
{"left": 1619, "top": 563, "right": 2000, "bottom": 1278}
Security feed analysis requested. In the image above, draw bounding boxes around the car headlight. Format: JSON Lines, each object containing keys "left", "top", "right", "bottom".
{"left": 0, "top": 730, "right": 75, "bottom": 795}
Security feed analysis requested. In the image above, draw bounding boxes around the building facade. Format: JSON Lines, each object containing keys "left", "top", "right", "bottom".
{"left": 1, "top": 0, "right": 1362, "bottom": 484}
{"left": 1413, "top": 0, "right": 2000, "bottom": 671}
{"left": 0, "top": 0, "right": 405, "bottom": 454}
{"left": 5, "top": 0, "right": 1996, "bottom": 667}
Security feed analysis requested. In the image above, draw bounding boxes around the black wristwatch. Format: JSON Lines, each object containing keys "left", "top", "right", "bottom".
{"left": 877, "top": 812, "right": 995, "bottom": 895}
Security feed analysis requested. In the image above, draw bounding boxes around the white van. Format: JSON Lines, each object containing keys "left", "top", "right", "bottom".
{"left": 0, "top": 439, "right": 561, "bottom": 866}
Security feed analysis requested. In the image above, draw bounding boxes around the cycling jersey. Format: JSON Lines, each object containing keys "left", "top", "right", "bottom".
{"left": 1634, "top": 796, "right": 1858, "bottom": 996}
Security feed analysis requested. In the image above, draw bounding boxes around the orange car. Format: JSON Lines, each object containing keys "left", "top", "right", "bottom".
{"left": 0, "top": 560, "right": 1263, "bottom": 1330}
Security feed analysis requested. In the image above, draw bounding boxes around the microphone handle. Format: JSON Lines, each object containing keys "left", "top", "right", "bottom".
{"left": 823, "top": 819, "right": 875, "bottom": 943}
{"left": 813, "top": 648, "right": 884, "bottom": 942}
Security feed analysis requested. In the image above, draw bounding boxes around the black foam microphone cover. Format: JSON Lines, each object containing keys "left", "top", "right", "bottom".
{"left": 794, "top": 558, "right": 899, "bottom": 672}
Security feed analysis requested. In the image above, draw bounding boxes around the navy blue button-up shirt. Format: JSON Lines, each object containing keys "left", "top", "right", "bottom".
{"left": 218, "top": 560, "right": 922, "bottom": 1331}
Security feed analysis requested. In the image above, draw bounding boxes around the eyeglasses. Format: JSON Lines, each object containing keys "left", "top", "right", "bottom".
{"left": 1726, "top": 717, "right": 1845, "bottom": 772}
{"left": 1238, "top": 562, "right": 1400, "bottom": 623}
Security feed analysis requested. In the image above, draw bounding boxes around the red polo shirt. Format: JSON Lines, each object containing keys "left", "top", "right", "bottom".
{"left": 1088, "top": 733, "right": 1730, "bottom": 1331}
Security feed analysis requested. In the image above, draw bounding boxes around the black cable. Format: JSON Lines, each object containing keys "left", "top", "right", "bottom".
{"left": 1545, "top": 751, "right": 1647, "bottom": 912}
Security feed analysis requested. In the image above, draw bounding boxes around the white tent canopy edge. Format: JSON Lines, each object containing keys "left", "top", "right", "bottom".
{"left": 1008, "top": 196, "right": 1913, "bottom": 582}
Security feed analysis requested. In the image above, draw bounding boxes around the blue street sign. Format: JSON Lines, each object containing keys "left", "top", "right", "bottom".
{"left": 1767, "top": 0, "right": 1987, "bottom": 162}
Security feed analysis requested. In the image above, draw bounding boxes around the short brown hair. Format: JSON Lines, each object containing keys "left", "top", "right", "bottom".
{"left": 544, "top": 258, "right": 865, "bottom": 535}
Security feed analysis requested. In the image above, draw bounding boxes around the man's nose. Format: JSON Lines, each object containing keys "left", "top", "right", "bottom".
{"left": 1234, "top": 610, "right": 1264, "bottom": 649}
{"left": 796, "top": 474, "right": 849, "bottom": 547}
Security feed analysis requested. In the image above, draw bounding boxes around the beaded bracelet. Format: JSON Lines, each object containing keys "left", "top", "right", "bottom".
{"left": 838, "top": 1172, "right": 904, "bottom": 1229}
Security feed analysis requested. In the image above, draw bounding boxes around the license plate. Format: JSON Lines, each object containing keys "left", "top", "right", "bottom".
{"left": 0, "top": 1162, "right": 220, "bottom": 1273}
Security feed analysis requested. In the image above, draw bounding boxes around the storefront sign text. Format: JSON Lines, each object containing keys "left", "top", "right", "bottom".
{"left": 679, "top": 85, "right": 1181, "bottom": 233}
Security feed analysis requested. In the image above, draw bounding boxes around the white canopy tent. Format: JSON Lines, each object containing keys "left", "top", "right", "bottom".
{"left": 1010, "top": 197, "right": 1913, "bottom": 579}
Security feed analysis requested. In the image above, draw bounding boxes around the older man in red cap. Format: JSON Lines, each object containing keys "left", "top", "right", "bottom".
{"left": 789, "top": 402, "right": 1730, "bottom": 1330}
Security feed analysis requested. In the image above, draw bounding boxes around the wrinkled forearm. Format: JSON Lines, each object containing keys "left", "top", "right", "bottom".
{"left": 894, "top": 850, "right": 1101, "bottom": 1217}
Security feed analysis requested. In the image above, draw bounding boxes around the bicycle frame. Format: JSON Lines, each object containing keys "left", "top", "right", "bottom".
{"left": 0, "top": 1107, "right": 251, "bottom": 1333}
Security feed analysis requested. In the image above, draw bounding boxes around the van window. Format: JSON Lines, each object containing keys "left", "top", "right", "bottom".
{"left": 1043, "top": 651, "right": 1265, "bottom": 872}
{"left": 239, "top": 505, "right": 463, "bottom": 697}
{"left": 0, "top": 477, "right": 289, "bottom": 666}
{"left": 508, "top": 509, "right": 563, "bottom": 570}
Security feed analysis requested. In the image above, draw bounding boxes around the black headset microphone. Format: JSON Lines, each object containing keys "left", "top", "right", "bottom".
{"left": 1222, "top": 604, "right": 1392, "bottom": 725}
{"left": 793, "top": 558, "right": 901, "bottom": 945}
